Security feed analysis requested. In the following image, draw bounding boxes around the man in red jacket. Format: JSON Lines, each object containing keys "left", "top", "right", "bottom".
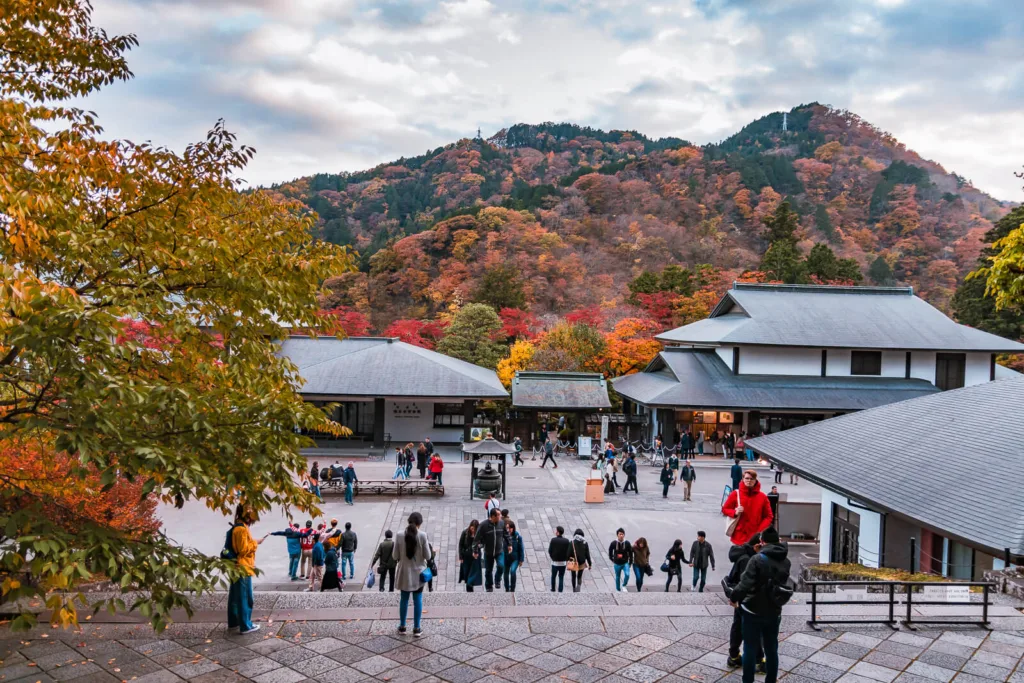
{"left": 722, "top": 470, "right": 773, "bottom": 545}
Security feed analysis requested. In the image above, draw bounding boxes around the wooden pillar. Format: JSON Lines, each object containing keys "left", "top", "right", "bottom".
{"left": 658, "top": 408, "right": 676, "bottom": 449}
{"left": 372, "top": 398, "right": 385, "bottom": 449}
{"left": 463, "top": 399, "right": 474, "bottom": 444}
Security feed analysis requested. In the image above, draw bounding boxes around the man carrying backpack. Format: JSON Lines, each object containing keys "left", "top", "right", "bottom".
{"left": 727, "top": 527, "right": 793, "bottom": 683}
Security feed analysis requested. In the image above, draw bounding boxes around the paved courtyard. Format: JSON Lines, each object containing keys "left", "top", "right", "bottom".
{"left": 158, "top": 454, "right": 820, "bottom": 592}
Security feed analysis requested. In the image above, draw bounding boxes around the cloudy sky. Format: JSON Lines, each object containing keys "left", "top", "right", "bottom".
{"left": 86, "top": 0, "right": 1024, "bottom": 200}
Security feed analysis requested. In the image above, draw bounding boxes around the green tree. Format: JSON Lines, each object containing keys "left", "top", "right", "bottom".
{"left": 814, "top": 204, "right": 835, "bottom": 242}
{"left": 868, "top": 256, "right": 895, "bottom": 285}
{"left": 628, "top": 270, "right": 660, "bottom": 298}
{"left": 806, "top": 243, "right": 862, "bottom": 283}
{"left": 762, "top": 200, "right": 800, "bottom": 249}
{"left": 534, "top": 322, "right": 607, "bottom": 373}
{"left": 659, "top": 265, "right": 695, "bottom": 295}
{"left": 760, "top": 241, "right": 807, "bottom": 284}
{"left": 474, "top": 264, "right": 527, "bottom": 310}
{"left": 956, "top": 205, "right": 1024, "bottom": 337}
{"left": 0, "top": 0, "right": 355, "bottom": 631}
{"left": 436, "top": 304, "right": 505, "bottom": 368}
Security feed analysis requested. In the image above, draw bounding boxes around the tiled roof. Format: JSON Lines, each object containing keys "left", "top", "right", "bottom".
{"left": 511, "top": 371, "right": 612, "bottom": 409}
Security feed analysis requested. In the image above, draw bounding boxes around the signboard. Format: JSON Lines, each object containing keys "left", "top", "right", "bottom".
{"left": 720, "top": 412, "right": 735, "bottom": 423}
{"left": 835, "top": 587, "right": 869, "bottom": 602}
{"left": 695, "top": 411, "right": 717, "bottom": 424}
{"left": 578, "top": 436, "right": 592, "bottom": 457}
{"left": 600, "top": 415, "right": 609, "bottom": 444}
{"left": 923, "top": 584, "right": 970, "bottom": 603}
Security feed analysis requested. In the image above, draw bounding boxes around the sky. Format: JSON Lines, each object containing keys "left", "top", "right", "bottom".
{"left": 85, "top": 0, "right": 1024, "bottom": 200}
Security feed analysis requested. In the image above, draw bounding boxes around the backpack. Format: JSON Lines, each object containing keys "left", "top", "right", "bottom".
{"left": 758, "top": 553, "right": 796, "bottom": 607}
{"left": 220, "top": 524, "right": 242, "bottom": 560}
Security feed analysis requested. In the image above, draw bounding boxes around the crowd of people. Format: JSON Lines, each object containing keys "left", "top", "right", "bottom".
{"left": 391, "top": 439, "right": 445, "bottom": 484}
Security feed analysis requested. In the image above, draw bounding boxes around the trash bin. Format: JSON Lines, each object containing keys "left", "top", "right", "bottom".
{"left": 585, "top": 477, "right": 604, "bottom": 503}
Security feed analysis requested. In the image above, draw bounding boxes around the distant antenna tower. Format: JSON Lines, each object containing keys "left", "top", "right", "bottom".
{"left": 476, "top": 127, "right": 482, "bottom": 140}
{"left": 782, "top": 112, "right": 788, "bottom": 132}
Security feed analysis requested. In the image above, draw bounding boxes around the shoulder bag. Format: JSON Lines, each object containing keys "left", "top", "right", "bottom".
{"left": 725, "top": 489, "right": 742, "bottom": 537}
{"left": 566, "top": 542, "right": 581, "bottom": 572}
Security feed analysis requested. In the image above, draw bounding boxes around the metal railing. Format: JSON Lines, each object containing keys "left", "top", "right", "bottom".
{"left": 805, "top": 580, "right": 995, "bottom": 631}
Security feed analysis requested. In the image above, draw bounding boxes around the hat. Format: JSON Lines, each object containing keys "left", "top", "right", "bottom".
{"left": 761, "top": 527, "right": 780, "bottom": 545}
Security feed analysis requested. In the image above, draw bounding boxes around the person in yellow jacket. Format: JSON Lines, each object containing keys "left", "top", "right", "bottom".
{"left": 227, "top": 505, "right": 268, "bottom": 634}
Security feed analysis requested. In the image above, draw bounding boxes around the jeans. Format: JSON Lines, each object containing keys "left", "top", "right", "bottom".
{"left": 541, "top": 453, "right": 557, "bottom": 467}
{"left": 405, "top": 463, "right": 413, "bottom": 477}
{"left": 774, "top": 470, "right": 782, "bottom": 483}
{"left": 344, "top": 482, "right": 353, "bottom": 504}
{"left": 632, "top": 564, "right": 646, "bottom": 591}
{"left": 288, "top": 553, "right": 300, "bottom": 578}
{"left": 227, "top": 576, "right": 254, "bottom": 631}
{"left": 483, "top": 555, "right": 502, "bottom": 591}
{"left": 399, "top": 588, "right": 423, "bottom": 630}
{"left": 742, "top": 611, "right": 780, "bottom": 683}
{"left": 662, "top": 482, "right": 670, "bottom": 497}
{"left": 729, "top": 606, "right": 762, "bottom": 660}
{"left": 379, "top": 566, "right": 395, "bottom": 592}
{"left": 342, "top": 552, "right": 355, "bottom": 579}
{"left": 624, "top": 475, "right": 638, "bottom": 493}
{"left": 571, "top": 570, "right": 584, "bottom": 591}
{"left": 551, "top": 565, "right": 566, "bottom": 592}
{"left": 692, "top": 566, "right": 708, "bottom": 592}
{"left": 504, "top": 560, "right": 520, "bottom": 591}
{"left": 665, "top": 570, "right": 682, "bottom": 591}
{"left": 312, "top": 485, "right": 322, "bottom": 501}
{"left": 614, "top": 563, "right": 630, "bottom": 590}
{"left": 434, "top": 472, "right": 443, "bottom": 486}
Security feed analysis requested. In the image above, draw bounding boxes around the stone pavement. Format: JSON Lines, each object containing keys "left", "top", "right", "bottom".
{"left": 4, "top": 608, "right": 1024, "bottom": 683}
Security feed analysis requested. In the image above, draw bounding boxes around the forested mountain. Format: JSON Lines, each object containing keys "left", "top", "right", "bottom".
{"left": 270, "top": 104, "right": 1013, "bottom": 338}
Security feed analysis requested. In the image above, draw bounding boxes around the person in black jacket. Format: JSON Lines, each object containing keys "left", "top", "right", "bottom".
{"left": 622, "top": 454, "right": 639, "bottom": 494}
{"left": 688, "top": 531, "right": 715, "bottom": 592}
{"left": 608, "top": 528, "right": 633, "bottom": 591}
{"left": 660, "top": 462, "right": 673, "bottom": 498}
{"left": 458, "top": 520, "right": 480, "bottom": 592}
{"left": 729, "top": 527, "right": 791, "bottom": 683}
{"left": 474, "top": 508, "right": 510, "bottom": 592}
{"left": 548, "top": 526, "right": 571, "bottom": 592}
{"left": 569, "top": 529, "right": 592, "bottom": 592}
{"left": 664, "top": 539, "right": 688, "bottom": 592}
{"left": 724, "top": 536, "right": 761, "bottom": 668}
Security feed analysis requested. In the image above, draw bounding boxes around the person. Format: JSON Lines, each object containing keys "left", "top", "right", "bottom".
{"left": 504, "top": 521, "right": 525, "bottom": 592}
{"left": 603, "top": 469, "right": 615, "bottom": 494}
{"left": 343, "top": 462, "right": 358, "bottom": 505}
{"left": 427, "top": 542, "right": 437, "bottom": 592}
{"left": 270, "top": 522, "right": 308, "bottom": 581}
{"left": 680, "top": 459, "right": 696, "bottom": 501}
{"left": 416, "top": 443, "right": 428, "bottom": 479}
{"left": 513, "top": 437, "right": 524, "bottom": 467}
{"left": 329, "top": 460, "right": 343, "bottom": 481}
{"left": 393, "top": 448, "right": 408, "bottom": 479}
{"left": 501, "top": 509, "right": 512, "bottom": 529}
{"left": 609, "top": 456, "right": 620, "bottom": 490}
{"left": 321, "top": 544, "right": 343, "bottom": 592}
{"left": 668, "top": 450, "right": 680, "bottom": 484}
{"left": 729, "top": 526, "right": 791, "bottom": 683}
{"left": 680, "top": 431, "right": 691, "bottom": 459}
{"left": 306, "top": 533, "right": 325, "bottom": 592}
{"left": 225, "top": 505, "right": 267, "bottom": 634}
{"left": 696, "top": 430, "right": 705, "bottom": 455}
{"left": 608, "top": 528, "right": 632, "bottom": 591}
{"left": 310, "top": 461, "right": 320, "bottom": 484}
{"left": 459, "top": 520, "right": 481, "bottom": 592}
{"left": 340, "top": 522, "right": 358, "bottom": 581}
{"left": 540, "top": 437, "right": 558, "bottom": 469}
{"left": 723, "top": 533, "right": 762, "bottom": 670}
{"left": 424, "top": 437, "right": 434, "bottom": 459}
{"left": 298, "top": 520, "right": 315, "bottom": 579}
{"left": 548, "top": 526, "right": 571, "bottom": 592}
{"left": 371, "top": 530, "right": 397, "bottom": 592}
{"left": 767, "top": 486, "right": 780, "bottom": 528}
{"left": 484, "top": 491, "right": 501, "bottom": 515}
{"left": 664, "top": 539, "right": 687, "bottom": 592}
{"left": 773, "top": 460, "right": 783, "bottom": 484}
{"left": 394, "top": 511, "right": 430, "bottom": 637}
{"left": 632, "top": 537, "right": 651, "bottom": 592}
{"left": 689, "top": 531, "right": 716, "bottom": 592}
{"left": 569, "top": 528, "right": 592, "bottom": 592}
{"left": 604, "top": 442, "right": 615, "bottom": 466}
{"left": 428, "top": 452, "right": 444, "bottom": 485}
{"left": 622, "top": 453, "right": 638, "bottom": 494}
{"left": 474, "top": 507, "right": 510, "bottom": 592}
{"left": 404, "top": 443, "right": 414, "bottom": 478}
{"left": 736, "top": 433, "right": 747, "bottom": 462}
{"left": 322, "top": 518, "right": 342, "bottom": 551}
{"left": 789, "top": 469, "right": 799, "bottom": 485}
{"left": 660, "top": 461, "right": 673, "bottom": 498}
{"left": 730, "top": 458, "right": 743, "bottom": 492}
{"left": 722, "top": 470, "right": 774, "bottom": 546}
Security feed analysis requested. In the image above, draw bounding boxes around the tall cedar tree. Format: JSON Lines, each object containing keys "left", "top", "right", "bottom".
{"left": 436, "top": 304, "right": 506, "bottom": 368}
{"left": 0, "top": 1, "right": 355, "bottom": 631}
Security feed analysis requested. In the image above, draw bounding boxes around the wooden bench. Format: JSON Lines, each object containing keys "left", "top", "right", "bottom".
{"left": 321, "top": 479, "right": 444, "bottom": 497}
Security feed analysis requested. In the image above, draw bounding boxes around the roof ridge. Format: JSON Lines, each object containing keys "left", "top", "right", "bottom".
{"left": 282, "top": 336, "right": 384, "bottom": 371}
{"left": 732, "top": 282, "right": 914, "bottom": 295}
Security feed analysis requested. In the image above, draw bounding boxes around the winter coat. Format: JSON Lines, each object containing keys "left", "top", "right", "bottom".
{"left": 724, "top": 542, "right": 757, "bottom": 595}
{"left": 689, "top": 540, "right": 716, "bottom": 570}
{"left": 343, "top": 466, "right": 358, "bottom": 484}
{"left": 722, "top": 480, "right": 774, "bottom": 545}
{"left": 665, "top": 545, "right": 688, "bottom": 572}
{"left": 660, "top": 467, "right": 673, "bottom": 485}
{"left": 548, "top": 535, "right": 571, "bottom": 563}
{"left": 311, "top": 541, "right": 326, "bottom": 567}
{"left": 474, "top": 519, "right": 510, "bottom": 559}
{"left": 372, "top": 539, "right": 397, "bottom": 570}
{"left": 341, "top": 529, "right": 358, "bottom": 553}
{"left": 425, "top": 441, "right": 434, "bottom": 456}
{"left": 416, "top": 448, "right": 428, "bottom": 470}
{"left": 544, "top": 440, "right": 554, "bottom": 456}
{"left": 608, "top": 540, "right": 633, "bottom": 566}
{"left": 324, "top": 547, "right": 339, "bottom": 574}
{"left": 271, "top": 527, "right": 308, "bottom": 555}
{"left": 730, "top": 463, "right": 743, "bottom": 487}
{"left": 392, "top": 529, "right": 430, "bottom": 592}
{"left": 459, "top": 528, "right": 477, "bottom": 562}
{"left": 730, "top": 543, "right": 792, "bottom": 616}
{"left": 668, "top": 455, "right": 679, "bottom": 471}
{"left": 680, "top": 464, "right": 696, "bottom": 482}
{"left": 310, "top": 464, "right": 320, "bottom": 481}
{"left": 622, "top": 458, "right": 637, "bottom": 476}
{"left": 507, "top": 531, "right": 525, "bottom": 565}
{"left": 632, "top": 543, "right": 651, "bottom": 569}
{"left": 429, "top": 456, "right": 444, "bottom": 474}
{"left": 230, "top": 524, "right": 258, "bottom": 576}
{"left": 570, "top": 536, "right": 591, "bottom": 569}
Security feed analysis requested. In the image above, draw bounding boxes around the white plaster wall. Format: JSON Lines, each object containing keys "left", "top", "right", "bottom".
{"left": 739, "top": 346, "right": 821, "bottom": 376}
{"left": 881, "top": 351, "right": 906, "bottom": 378}
{"left": 910, "top": 351, "right": 937, "bottom": 383}
{"left": 715, "top": 345, "right": 735, "bottom": 371}
{"left": 384, "top": 400, "right": 463, "bottom": 444}
{"left": 965, "top": 353, "right": 992, "bottom": 386}
{"left": 817, "top": 489, "right": 882, "bottom": 568}
{"left": 828, "top": 350, "right": 851, "bottom": 377}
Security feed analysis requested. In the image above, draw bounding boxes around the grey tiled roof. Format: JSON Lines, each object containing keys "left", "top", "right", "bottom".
{"left": 656, "top": 283, "right": 1024, "bottom": 352}
{"left": 511, "top": 371, "right": 612, "bottom": 409}
{"left": 612, "top": 347, "right": 938, "bottom": 410}
{"left": 747, "top": 376, "right": 1024, "bottom": 556}
{"left": 278, "top": 336, "right": 507, "bottom": 399}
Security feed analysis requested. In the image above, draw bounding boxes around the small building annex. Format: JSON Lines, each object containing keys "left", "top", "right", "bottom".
{"left": 613, "top": 283, "right": 1024, "bottom": 447}
{"left": 747, "top": 376, "right": 1024, "bottom": 580}
{"left": 278, "top": 336, "right": 508, "bottom": 449}
{"left": 508, "top": 371, "right": 612, "bottom": 447}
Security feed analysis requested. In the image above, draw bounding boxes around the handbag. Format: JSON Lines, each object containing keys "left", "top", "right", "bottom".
{"left": 566, "top": 542, "right": 581, "bottom": 572}
{"left": 420, "top": 566, "right": 433, "bottom": 584}
{"left": 660, "top": 561, "right": 670, "bottom": 573}
{"left": 725, "top": 489, "right": 742, "bottom": 537}
{"left": 366, "top": 568, "right": 376, "bottom": 589}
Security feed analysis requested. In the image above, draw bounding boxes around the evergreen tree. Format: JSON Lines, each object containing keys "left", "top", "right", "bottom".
{"left": 762, "top": 200, "right": 800, "bottom": 248}
{"left": 806, "top": 243, "right": 862, "bottom": 283}
{"left": 761, "top": 241, "right": 807, "bottom": 284}
{"left": 814, "top": 204, "right": 835, "bottom": 242}
{"left": 474, "top": 264, "right": 527, "bottom": 310}
{"left": 627, "top": 270, "right": 660, "bottom": 298}
{"left": 868, "top": 256, "right": 895, "bottom": 285}
{"left": 436, "top": 304, "right": 506, "bottom": 368}
{"left": 659, "top": 265, "right": 695, "bottom": 295}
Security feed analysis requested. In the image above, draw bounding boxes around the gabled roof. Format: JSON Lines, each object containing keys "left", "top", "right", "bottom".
{"left": 511, "top": 371, "right": 612, "bottom": 409}
{"left": 747, "top": 376, "right": 1024, "bottom": 557}
{"left": 656, "top": 283, "right": 1024, "bottom": 352}
{"left": 612, "top": 347, "right": 938, "bottom": 411}
{"left": 278, "top": 336, "right": 507, "bottom": 399}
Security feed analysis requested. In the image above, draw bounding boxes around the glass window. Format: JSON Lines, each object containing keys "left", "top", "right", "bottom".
{"left": 433, "top": 403, "right": 464, "bottom": 427}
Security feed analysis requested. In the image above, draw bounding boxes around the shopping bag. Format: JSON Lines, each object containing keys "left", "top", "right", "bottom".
{"left": 365, "top": 568, "right": 376, "bottom": 589}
